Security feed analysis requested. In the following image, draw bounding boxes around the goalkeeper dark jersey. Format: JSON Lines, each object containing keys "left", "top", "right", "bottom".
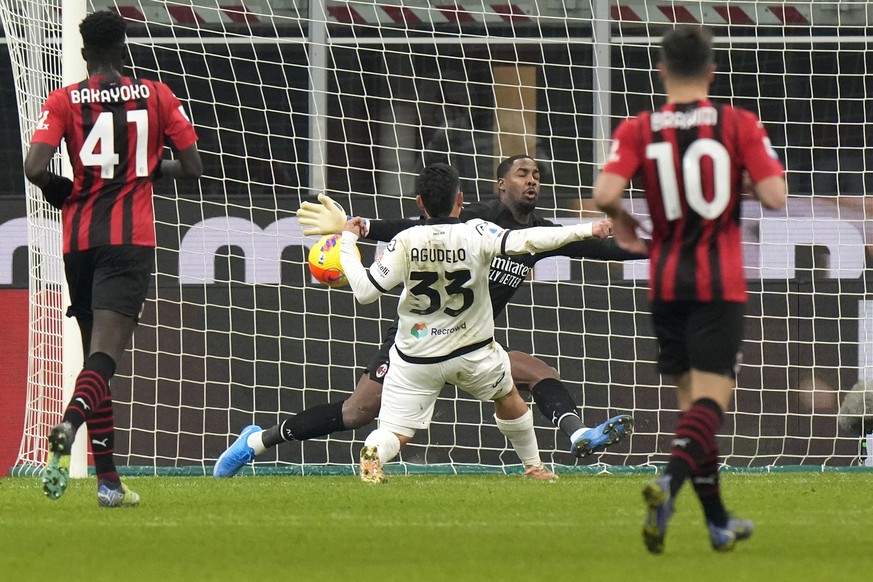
{"left": 366, "top": 198, "right": 643, "bottom": 317}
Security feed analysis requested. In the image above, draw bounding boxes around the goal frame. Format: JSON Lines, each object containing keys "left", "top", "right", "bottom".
{"left": 2, "top": 0, "right": 871, "bottom": 476}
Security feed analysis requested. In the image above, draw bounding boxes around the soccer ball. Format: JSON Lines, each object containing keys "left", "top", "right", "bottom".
{"left": 308, "top": 233, "right": 355, "bottom": 287}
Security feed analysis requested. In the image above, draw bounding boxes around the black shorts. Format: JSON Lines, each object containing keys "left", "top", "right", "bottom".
{"left": 364, "top": 322, "right": 399, "bottom": 384}
{"left": 64, "top": 245, "right": 155, "bottom": 321}
{"left": 650, "top": 300, "right": 745, "bottom": 378}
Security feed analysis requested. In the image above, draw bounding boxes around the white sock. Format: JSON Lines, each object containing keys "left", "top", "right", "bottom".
{"left": 494, "top": 408, "right": 541, "bottom": 467}
{"left": 363, "top": 428, "right": 401, "bottom": 463}
{"left": 247, "top": 430, "right": 267, "bottom": 456}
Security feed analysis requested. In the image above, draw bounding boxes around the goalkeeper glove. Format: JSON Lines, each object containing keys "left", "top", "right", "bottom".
{"left": 40, "top": 172, "right": 73, "bottom": 210}
{"left": 297, "top": 193, "right": 348, "bottom": 236}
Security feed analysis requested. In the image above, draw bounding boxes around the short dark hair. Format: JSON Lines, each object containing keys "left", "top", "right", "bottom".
{"left": 496, "top": 155, "right": 537, "bottom": 180}
{"left": 659, "top": 26, "right": 714, "bottom": 79}
{"left": 416, "top": 163, "right": 460, "bottom": 218}
{"left": 80, "top": 10, "right": 127, "bottom": 49}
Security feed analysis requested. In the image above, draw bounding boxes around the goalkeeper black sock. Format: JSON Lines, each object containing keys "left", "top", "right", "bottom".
{"left": 665, "top": 398, "right": 723, "bottom": 497}
{"left": 529, "top": 378, "right": 585, "bottom": 436}
{"left": 261, "top": 400, "right": 347, "bottom": 447}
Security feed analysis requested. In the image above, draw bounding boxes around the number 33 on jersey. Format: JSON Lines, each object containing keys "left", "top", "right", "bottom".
{"left": 348, "top": 219, "right": 510, "bottom": 361}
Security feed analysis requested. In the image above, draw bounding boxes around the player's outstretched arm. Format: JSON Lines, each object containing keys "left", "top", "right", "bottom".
{"left": 589, "top": 218, "right": 613, "bottom": 239}
{"left": 340, "top": 218, "right": 406, "bottom": 304}
{"left": 339, "top": 224, "right": 377, "bottom": 303}
{"left": 502, "top": 221, "right": 595, "bottom": 255}
{"left": 366, "top": 217, "right": 422, "bottom": 242}
{"left": 593, "top": 171, "right": 649, "bottom": 256}
{"left": 540, "top": 235, "right": 649, "bottom": 262}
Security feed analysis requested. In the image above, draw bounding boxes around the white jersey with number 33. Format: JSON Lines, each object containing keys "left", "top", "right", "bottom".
{"left": 340, "top": 216, "right": 595, "bottom": 362}
{"left": 354, "top": 218, "right": 507, "bottom": 361}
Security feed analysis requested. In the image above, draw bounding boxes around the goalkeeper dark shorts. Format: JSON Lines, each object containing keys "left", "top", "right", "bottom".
{"left": 64, "top": 244, "right": 155, "bottom": 321}
{"left": 651, "top": 300, "right": 745, "bottom": 379}
{"left": 365, "top": 321, "right": 399, "bottom": 384}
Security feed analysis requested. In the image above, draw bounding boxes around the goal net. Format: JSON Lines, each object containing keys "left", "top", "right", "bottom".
{"left": 2, "top": 0, "right": 871, "bottom": 475}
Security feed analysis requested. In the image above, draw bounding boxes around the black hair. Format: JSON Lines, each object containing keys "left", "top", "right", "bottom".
{"left": 659, "top": 26, "right": 714, "bottom": 79}
{"left": 496, "top": 155, "right": 537, "bottom": 180}
{"left": 80, "top": 10, "right": 127, "bottom": 49}
{"left": 416, "top": 163, "right": 460, "bottom": 218}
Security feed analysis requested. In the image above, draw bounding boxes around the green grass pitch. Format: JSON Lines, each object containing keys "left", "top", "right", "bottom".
{"left": 1, "top": 472, "right": 870, "bottom": 581}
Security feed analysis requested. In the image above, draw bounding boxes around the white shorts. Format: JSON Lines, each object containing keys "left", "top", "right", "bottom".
{"left": 378, "top": 341, "right": 514, "bottom": 437}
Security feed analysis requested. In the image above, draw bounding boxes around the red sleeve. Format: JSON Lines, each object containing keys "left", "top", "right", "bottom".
{"left": 735, "top": 108, "right": 784, "bottom": 183}
{"left": 601, "top": 117, "right": 643, "bottom": 180}
{"left": 156, "top": 82, "right": 198, "bottom": 151}
{"left": 29, "top": 89, "right": 69, "bottom": 148}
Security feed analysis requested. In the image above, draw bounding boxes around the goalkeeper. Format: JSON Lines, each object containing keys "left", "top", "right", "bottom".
{"left": 214, "top": 155, "right": 644, "bottom": 477}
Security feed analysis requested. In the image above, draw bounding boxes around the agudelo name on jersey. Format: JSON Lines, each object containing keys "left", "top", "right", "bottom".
{"left": 409, "top": 248, "right": 467, "bottom": 263}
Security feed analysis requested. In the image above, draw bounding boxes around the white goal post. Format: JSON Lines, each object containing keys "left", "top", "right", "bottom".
{"left": 2, "top": 0, "right": 872, "bottom": 475}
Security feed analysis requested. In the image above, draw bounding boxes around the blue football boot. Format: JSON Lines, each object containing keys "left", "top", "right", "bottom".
{"left": 571, "top": 414, "right": 634, "bottom": 458}
{"left": 213, "top": 425, "right": 261, "bottom": 478}
{"left": 707, "top": 515, "right": 754, "bottom": 551}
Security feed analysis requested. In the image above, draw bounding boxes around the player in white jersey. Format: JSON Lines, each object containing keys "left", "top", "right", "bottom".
{"left": 340, "top": 163, "right": 596, "bottom": 482}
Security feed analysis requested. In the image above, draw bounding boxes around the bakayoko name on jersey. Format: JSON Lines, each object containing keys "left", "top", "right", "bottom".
{"left": 70, "top": 84, "right": 151, "bottom": 104}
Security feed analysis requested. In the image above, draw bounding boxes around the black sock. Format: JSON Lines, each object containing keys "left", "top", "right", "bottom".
{"left": 558, "top": 414, "right": 586, "bottom": 438}
{"left": 529, "top": 378, "right": 583, "bottom": 436}
{"left": 261, "top": 400, "right": 347, "bottom": 447}
{"left": 665, "top": 398, "right": 723, "bottom": 498}
{"left": 88, "top": 395, "right": 118, "bottom": 483}
{"left": 63, "top": 352, "right": 116, "bottom": 431}
{"left": 692, "top": 455, "right": 729, "bottom": 527}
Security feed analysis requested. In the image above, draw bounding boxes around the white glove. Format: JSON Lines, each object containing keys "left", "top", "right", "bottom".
{"left": 297, "top": 193, "right": 347, "bottom": 236}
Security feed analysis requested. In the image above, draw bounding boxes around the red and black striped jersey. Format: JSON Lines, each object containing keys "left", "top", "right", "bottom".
{"left": 30, "top": 75, "right": 198, "bottom": 253}
{"left": 602, "top": 100, "right": 784, "bottom": 303}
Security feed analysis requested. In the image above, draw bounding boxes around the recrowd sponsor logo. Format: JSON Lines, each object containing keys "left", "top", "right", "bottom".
{"left": 409, "top": 321, "right": 468, "bottom": 339}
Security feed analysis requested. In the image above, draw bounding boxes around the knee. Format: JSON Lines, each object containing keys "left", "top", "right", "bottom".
{"left": 342, "top": 404, "right": 378, "bottom": 429}
{"left": 508, "top": 351, "right": 560, "bottom": 386}
{"left": 341, "top": 378, "right": 382, "bottom": 429}
{"left": 530, "top": 360, "right": 561, "bottom": 383}
{"left": 543, "top": 366, "right": 560, "bottom": 381}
